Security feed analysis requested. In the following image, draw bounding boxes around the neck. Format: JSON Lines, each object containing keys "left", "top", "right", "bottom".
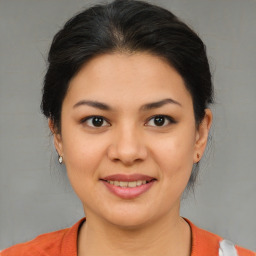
{"left": 78, "top": 210, "right": 191, "bottom": 256}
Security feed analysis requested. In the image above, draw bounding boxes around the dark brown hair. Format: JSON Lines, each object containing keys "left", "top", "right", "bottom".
{"left": 41, "top": 0, "right": 213, "bottom": 191}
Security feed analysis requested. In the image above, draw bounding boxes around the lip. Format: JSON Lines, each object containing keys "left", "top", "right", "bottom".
{"left": 102, "top": 174, "right": 155, "bottom": 182}
{"left": 100, "top": 174, "right": 157, "bottom": 199}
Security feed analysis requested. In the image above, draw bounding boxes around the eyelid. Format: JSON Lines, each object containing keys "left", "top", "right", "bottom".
{"left": 80, "top": 114, "right": 176, "bottom": 128}
{"left": 80, "top": 115, "right": 111, "bottom": 127}
{"left": 145, "top": 115, "right": 176, "bottom": 127}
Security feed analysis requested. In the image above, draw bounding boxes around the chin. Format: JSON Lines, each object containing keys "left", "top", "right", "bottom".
{"left": 100, "top": 205, "right": 157, "bottom": 230}
{"left": 109, "top": 215, "right": 152, "bottom": 230}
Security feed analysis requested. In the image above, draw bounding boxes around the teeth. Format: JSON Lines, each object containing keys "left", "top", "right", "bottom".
{"left": 128, "top": 181, "right": 137, "bottom": 188}
{"left": 136, "top": 180, "right": 142, "bottom": 186}
{"left": 119, "top": 181, "right": 128, "bottom": 187}
{"left": 106, "top": 180, "right": 149, "bottom": 187}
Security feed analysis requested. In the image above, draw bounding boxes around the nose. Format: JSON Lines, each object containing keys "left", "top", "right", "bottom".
{"left": 107, "top": 124, "right": 148, "bottom": 166}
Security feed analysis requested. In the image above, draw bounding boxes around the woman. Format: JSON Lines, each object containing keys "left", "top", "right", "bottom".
{"left": 1, "top": 0, "right": 255, "bottom": 255}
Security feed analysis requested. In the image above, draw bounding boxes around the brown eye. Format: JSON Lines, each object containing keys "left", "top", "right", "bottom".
{"left": 146, "top": 115, "right": 175, "bottom": 127}
{"left": 153, "top": 116, "right": 165, "bottom": 126}
{"left": 82, "top": 116, "right": 110, "bottom": 128}
{"left": 92, "top": 117, "right": 104, "bottom": 127}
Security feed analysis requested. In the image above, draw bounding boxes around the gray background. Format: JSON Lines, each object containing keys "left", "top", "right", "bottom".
{"left": 0, "top": 0, "right": 255, "bottom": 251}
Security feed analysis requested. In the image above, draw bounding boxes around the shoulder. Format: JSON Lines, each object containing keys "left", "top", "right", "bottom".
{"left": 0, "top": 229, "right": 69, "bottom": 256}
{"left": 235, "top": 245, "right": 256, "bottom": 256}
{"left": 0, "top": 218, "right": 85, "bottom": 256}
{"left": 184, "top": 218, "right": 255, "bottom": 256}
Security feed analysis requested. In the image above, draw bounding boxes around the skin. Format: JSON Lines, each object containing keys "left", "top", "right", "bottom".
{"left": 50, "top": 52, "right": 212, "bottom": 256}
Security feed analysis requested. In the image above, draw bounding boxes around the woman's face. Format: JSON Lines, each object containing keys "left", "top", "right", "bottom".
{"left": 53, "top": 53, "right": 211, "bottom": 228}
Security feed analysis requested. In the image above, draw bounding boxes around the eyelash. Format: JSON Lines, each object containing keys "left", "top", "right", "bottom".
{"left": 145, "top": 115, "right": 176, "bottom": 127}
{"left": 81, "top": 115, "right": 176, "bottom": 128}
{"left": 80, "top": 116, "right": 110, "bottom": 128}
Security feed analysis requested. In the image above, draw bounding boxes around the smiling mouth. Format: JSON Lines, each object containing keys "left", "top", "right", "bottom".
{"left": 103, "top": 180, "right": 154, "bottom": 188}
{"left": 100, "top": 175, "right": 156, "bottom": 199}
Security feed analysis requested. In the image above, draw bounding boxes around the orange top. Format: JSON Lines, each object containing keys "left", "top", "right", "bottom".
{"left": 1, "top": 218, "right": 255, "bottom": 256}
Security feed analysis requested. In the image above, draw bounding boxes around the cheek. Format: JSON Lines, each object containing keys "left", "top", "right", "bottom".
{"left": 61, "top": 125, "right": 107, "bottom": 178}
{"left": 157, "top": 138, "right": 195, "bottom": 203}
{"left": 61, "top": 131, "right": 107, "bottom": 203}
{"left": 151, "top": 128, "right": 196, "bottom": 178}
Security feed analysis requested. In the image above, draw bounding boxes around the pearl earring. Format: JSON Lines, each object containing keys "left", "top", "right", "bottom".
{"left": 58, "top": 155, "right": 63, "bottom": 164}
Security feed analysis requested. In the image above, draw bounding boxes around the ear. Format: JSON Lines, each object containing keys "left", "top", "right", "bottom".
{"left": 48, "top": 119, "right": 63, "bottom": 157}
{"left": 193, "top": 109, "right": 212, "bottom": 163}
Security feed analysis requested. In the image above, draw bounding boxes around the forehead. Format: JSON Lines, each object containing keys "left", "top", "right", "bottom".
{"left": 65, "top": 52, "right": 192, "bottom": 108}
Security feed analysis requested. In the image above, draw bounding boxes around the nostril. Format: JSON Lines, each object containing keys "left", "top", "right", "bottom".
{"left": 107, "top": 139, "right": 148, "bottom": 164}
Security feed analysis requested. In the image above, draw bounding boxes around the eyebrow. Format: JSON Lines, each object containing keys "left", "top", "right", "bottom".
{"left": 140, "top": 98, "right": 182, "bottom": 111}
{"left": 73, "top": 100, "right": 112, "bottom": 110}
{"left": 73, "top": 98, "right": 181, "bottom": 111}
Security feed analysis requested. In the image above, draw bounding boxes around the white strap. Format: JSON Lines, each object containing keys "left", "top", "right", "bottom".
{"left": 219, "top": 240, "right": 238, "bottom": 256}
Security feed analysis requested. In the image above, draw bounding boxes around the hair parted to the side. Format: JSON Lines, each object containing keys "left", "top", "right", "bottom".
{"left": 41, "top": 0, "right": 214, "bottom": 192}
